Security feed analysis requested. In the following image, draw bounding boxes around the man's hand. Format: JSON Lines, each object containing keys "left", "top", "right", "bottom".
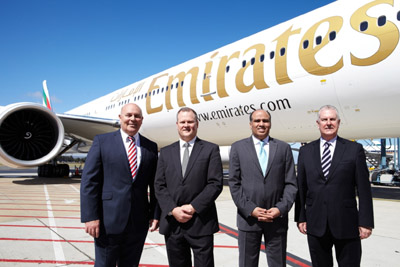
{"left": 297, "top": 222, "right": 307, "bottom": 235}
{"left": 266, "top": 207, "right": 281, "bottom": 220}
{"left": 181, "top": 204, "right": 196, "bottom": 215}
{"left": 359, "top": 226, "right": 372, "bottom": 239}
{"left": 85, "top": 220, "right": 100, "bottom": 238}
{"left": 172, "top": 206, "right": 193, "bottom": 223}
{"left": 149, "top": 219, "right": 159, "bottom": 232}
{"left": 251, "top": 207, "right": 272, "bottom": 222}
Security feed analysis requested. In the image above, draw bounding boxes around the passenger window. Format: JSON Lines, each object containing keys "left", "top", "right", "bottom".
{"left": 316, "top": 36, "right": 322, "bottom": 45}
{"left": 280, "top": 47, "right": 286, "bottom": 56}
{"left": 303, "top": 40, "right": 309, "bottom": 49}
{"left": 270, "top": 51, "right": 275, "bottom": 59}
{"left": 242, "top": 60, "right": 246, "bottom": 68}
{"left": 226, "top": 66, "right": 230, "bottom": 73}
{"left": 378, "top": 16, "right": 386, "bottom": 26}
{"left": 260, "top": 54, "right": 265, "bottom": 62}
{"left": 360, "top": 21, "right": 368, "bottom": 32}
{"left": 329, "top": 31, "right": 336, "bottom": 41}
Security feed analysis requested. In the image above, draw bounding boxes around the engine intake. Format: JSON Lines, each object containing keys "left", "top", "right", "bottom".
{"left": 0, "top": 103, "right": 64, "bottom": 168}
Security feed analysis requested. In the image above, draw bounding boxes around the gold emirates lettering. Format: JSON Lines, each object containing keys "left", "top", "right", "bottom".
{"left": 142, "top": 0, "right": 399, "bottom": 114}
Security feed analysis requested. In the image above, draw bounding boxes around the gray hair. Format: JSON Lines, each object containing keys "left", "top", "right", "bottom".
{"left": 317, "top": 105, "right": 340, "bottom": 121}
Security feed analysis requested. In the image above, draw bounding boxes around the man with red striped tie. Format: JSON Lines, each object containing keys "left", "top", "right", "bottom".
{"left": 81, "top": 103, "right": 160, "bottom": 267}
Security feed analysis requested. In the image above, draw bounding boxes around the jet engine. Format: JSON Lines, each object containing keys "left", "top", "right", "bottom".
{"left": 0, "top": 103, "right": 64, "bottom": 169}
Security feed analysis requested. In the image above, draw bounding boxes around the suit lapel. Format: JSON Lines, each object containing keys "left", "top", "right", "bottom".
{"left": 311, "top": 140, "right": 325, "bottom": 179}
{"left": 137, "top": 134, "right": 147, "bottom": 176}
{"left": 265, "top": 137, "right": 277, "bottom": 177}
{"left": 113, "top": 131, "right": 131, "bottom": 176}
{"left": 183, "top": 138, "right": 203, "bottom": 179}
{"left": 327, "top": 136, "right": 346, "bottom": 180}
{"left": 171, "top": 142, "right": 182, "bottom": 178}
{"left": 245, "top": 136, "right": 264, "bottom": 176}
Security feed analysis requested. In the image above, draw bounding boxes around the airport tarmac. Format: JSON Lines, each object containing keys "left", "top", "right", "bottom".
{"left": 0, "top": 174, "right": 399, "bottom": 266}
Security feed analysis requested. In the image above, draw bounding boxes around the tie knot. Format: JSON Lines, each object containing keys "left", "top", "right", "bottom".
{"left": 183, "top": 142, "right": 190, "bottom": 148}
{"left": 260, "top": 141, "right": 264, "bottom": 147}
{"left": 324, "top": 142, "right": 330, "bottom": 148}
{"left": 128, "top": 136, "right": 135, "bottom": 142}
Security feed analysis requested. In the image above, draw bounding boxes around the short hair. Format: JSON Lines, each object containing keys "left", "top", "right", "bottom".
{"left": 249, "top": 109, "right": 271, "bottom": 122}
{"left": 120, "top": 103, "right": 143, "bottom": 117}
{"left": 176, "top": 107, "right": 198, "bottom": 122}
{"left": 317, "top": 105, "right": 340, "bottom": 121}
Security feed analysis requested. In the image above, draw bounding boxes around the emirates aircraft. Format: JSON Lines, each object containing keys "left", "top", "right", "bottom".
{"left": 0, "top": 0, "right": 399, "bottom": 177}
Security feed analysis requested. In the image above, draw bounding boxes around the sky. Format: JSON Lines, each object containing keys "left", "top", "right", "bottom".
{"left": 0, "top": 0, "right": 336, "bottom": 113}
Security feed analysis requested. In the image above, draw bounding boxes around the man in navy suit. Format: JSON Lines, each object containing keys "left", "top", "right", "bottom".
{"left": 80, "top": 103, "right": 159, "bottom": 267}
{"left": 154, "top": 107, "right": 223, "bottom": 267}
{"left": 229, "top": 109, "right": 297, "bottom": 267}
{"left": 295, "top": 105, "right": 374, "bottom": 267}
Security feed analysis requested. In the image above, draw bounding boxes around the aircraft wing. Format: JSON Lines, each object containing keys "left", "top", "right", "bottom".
{"left": 59, "top": 113, "right": 120, "bottom": 142}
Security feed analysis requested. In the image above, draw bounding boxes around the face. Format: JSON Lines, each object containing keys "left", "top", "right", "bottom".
{"left": 250, "top": 110, "right": 271, "bottom": 140}
{"left": 176, "top": 111, "right": 198, "bottom": 142}
{"left": 119, "top": 104, "right": 143, "bottom": 136}
{"left": 317, "top": 108, "right": 340, "bottom": 141}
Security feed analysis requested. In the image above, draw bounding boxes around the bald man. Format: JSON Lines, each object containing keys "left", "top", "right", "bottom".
{"left": 81, "top": 103, "right": 160, "bottom": 267}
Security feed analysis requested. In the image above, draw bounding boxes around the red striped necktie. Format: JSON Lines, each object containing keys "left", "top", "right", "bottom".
{"left": 128, "top": 136, "right": 138, "bottom": 181}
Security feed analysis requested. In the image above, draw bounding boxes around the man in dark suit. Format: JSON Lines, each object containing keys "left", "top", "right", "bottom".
{"left": 80, "top": 103, "right": 159, "bottom": 267}
{"left": 229, "top": 109, "right": 297, "bottom": 267}
{"left": 295, "top": 105, "right": 374, "bottom": 267}
{"left": 154, "top": 107, "right": 223, "bottom": 267}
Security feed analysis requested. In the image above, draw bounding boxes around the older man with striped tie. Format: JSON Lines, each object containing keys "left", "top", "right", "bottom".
{"left": 295, "top": 105, "right": 374, "bottom": 267}
{"left": 81, "top": 103, "right": 159, "bottom": 267}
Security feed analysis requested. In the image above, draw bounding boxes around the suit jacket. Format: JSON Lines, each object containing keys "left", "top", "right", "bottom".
{"left": 80, "top": 130, "right": 159, "bottom": 235}
{"left": 154, "top": 138, "right": 223, "bottom": 236}
{"left": 295, "top": 136, "right": 374, "bottom": 239}
{"left": 228, "top": 136, "right": 297, "bottom": 232}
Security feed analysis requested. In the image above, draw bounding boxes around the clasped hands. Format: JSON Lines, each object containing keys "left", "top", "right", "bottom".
{"left": 251, "top": 207, "right": 280, "bottom": 222}
{"left": 172, "top": 204, "right": 196, "bottom": 223}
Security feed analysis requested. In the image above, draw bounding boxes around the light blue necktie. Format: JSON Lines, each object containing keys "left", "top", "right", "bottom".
{"left": 259, "top": 141, "right": 268, "bottom": 176}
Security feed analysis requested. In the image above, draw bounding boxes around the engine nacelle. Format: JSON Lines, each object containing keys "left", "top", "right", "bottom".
{"left": 0, "top": 103, "right": 64, "bottom": 168}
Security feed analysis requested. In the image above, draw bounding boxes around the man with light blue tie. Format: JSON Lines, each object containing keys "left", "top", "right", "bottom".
{"left": 229, "top": 109, "right": 297, "bottom": 267}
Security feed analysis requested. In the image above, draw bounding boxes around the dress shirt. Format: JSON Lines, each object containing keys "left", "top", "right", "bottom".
{"left": 252, "top": 135, "right": 270, "bottom": 161}
{"left": 319, "top": 136, "right": 337, "bottom": 160}
{"left": 179, "top": 137, "right": 197, "bottom": 163}
{"left": 120, "top": 129, "right": 141, "bottom": 168}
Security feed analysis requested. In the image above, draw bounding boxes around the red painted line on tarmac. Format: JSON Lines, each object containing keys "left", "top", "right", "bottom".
{"left": 0, "top": 202, "right": 80, "bottom": 207}
{"left": 0, "top": 215, "right": 80, "bottom": 219}
{"left": 0, "top": 259, "right": 168, "bottom": 266}
{"left": 0, "top": 198, "right": 77, "bottom": 202}
{"left": 219, "top": 223, "right": 311, "bottom": 267}
{"left": 0, "top": 208, "right": 79, "bottom": 212}
{"left": 0, "top": 224, "right": 84, "bottom": 229}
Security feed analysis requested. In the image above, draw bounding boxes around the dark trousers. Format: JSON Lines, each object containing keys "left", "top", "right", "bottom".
{"left": 307, "top": 226, "right": 361, "bottom": 267}
{"left": 164, "top": 230, "right": 214, "bottom": 267}
{"left": 238, "top": 228, "right": 287, "bottom": 267}
{"left": 94, "top": 217, "right": 148, "bottom": 267}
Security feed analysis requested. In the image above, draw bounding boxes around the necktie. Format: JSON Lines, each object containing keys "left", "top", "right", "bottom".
{"left": 128, "top": 136, "right": 138, "bottom": 181}
{"left": 259, "top": 141, "right": 268, "bottom": 176}
{"left": 321, "top": 142, "right": 331, "bottom": 179}
{"left": 182, "top": 142, "right": 190, "bottom": 176}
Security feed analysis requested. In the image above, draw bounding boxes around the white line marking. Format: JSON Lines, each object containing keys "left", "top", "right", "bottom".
{"left": 69, "top": 184, "right": 80, "bottom": 193}
{"left": 44, "top": 184, "right": 66, "bottom": 266}
{"left": 145, "top": 236, "right": 168, "bottom": 258}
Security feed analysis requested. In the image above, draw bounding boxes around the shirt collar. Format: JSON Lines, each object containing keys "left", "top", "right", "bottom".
{"left": 252, "top": 135, "right": 269, "bottom": 145}
{"left": 320, "top": 136, "right": 337, "bottom": 145}
{"left": 179, "top": 136, "right": 197, "bottom": 147}
{"left": 121, "top": 129, "right": 140, "bottom": 145}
